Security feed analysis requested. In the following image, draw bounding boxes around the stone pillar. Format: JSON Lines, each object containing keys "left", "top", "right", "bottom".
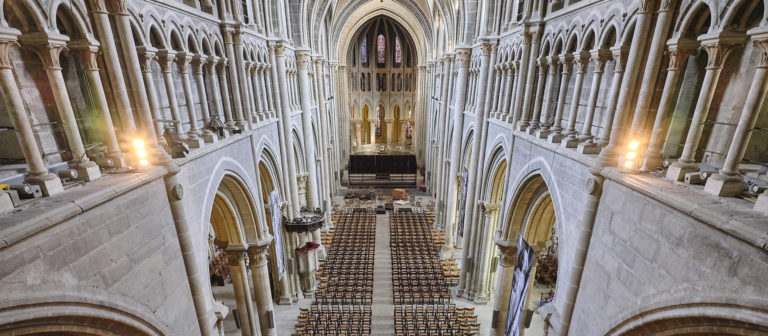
{"left": 400, "top": 120, "right": 407, "bottom": 145}
{"left": 642, "top": 43, "right": 694, "bottom": 169}
{"left": 705, "top": 32, "right": 768, "bottom": 196}
{"left": 28, "top": 36, "right": 101, "bottom": 181}
{"left": 491, "top": 65, "right": 503, "bottom": 114}
{"left": 244, "top": 63, "right": 257, "bottom": 122}
{"left": 536, "top": 56, "right": 560, "bottom": 139}
{"left": 248, "top": 243, "right": 276, "bottom": 336}
{"left": 176, "top": 52, "right": 204, "bottom": 147}
{"left": 313, "top": 59, "right": 332, "bottom": 218}
{"left": 517, "top": 31, "right": 538, "bottom": 129}
{"left": 193, "top": 55, "right": 218, "bottom": 143}
{"left": 158, "top": 51, "right": 184, "bottom": 136}
{"left": 114, "top": 3, "right": 158, "bottom": 143}
{"left": 0, "top": 35, "right": 63, "bottom": 196}
{"left": 88, "top": 0, "right": 135, "bottom": 131}
{"left": 629, "top": 0, "right": 677, "bottom": 137}
{"left": 223, "top": 30, "right": 246, "bottom": 130}
{"left": 491, "top": 240, "right": 517, "bottom": 336}
{"left": 547, "top": 54, "right": 573, "bottom": 143}
{"left": 225, "top": 250, "right": 258, "bottom": 336}
{"left": 355, "top": 120, "right": 362, "bottom": 147}
{"left": 473, "top": 202, "right": 500, "bottom": 303}
{"left": 444, "top": 48, "right": 472, "bottom": 252}
{"left": 597, "top": 1, "right": 655, "bottom": 166}
{"left": 501, "top": 64, "right": 515, "bottom": 119}
{"left": 385, "top": 119, "right": 393, "bottom": 145}
{"left": 76, "top": 44, "right": 125, "bottom": 167}
{"left": 528, "top": 57, "right": 549, "bottom": 133}
{"left": 576, "top": 49, "right": 611, "bottom": 154}
{"left": 369, "top": 120, "right": 376, "bottom": 145}
{"left": 595, "top": 47, "right": 628, "bottom": 147}
{"left": 512, "top": 33, "right": 533, "bottom": 125}
{"left": 217, "top": 60, "right": 236, "bottom": 129}
{"left": 254, "top": 65, "right": 266, "bottom": 118}
{"left": 138, "top": 48, "right": 168, "bottom": 145}
{"left": 563, "top": 52, "right": 590, "bottom": 148}
{"left": 296, "top": 50, "right": 320, "bottom": 209}
{"left": 274, "top": 44, "right": 302, "bottom": 217}
{"left": 262, "top": 65, "right": 275, "bottom": 113}
{"left": 456, "top": 43, "right": 493, "bottom": 295}
{"left": 667, "top": 37, "right": 740, "bottom": 181}
{"left": 435, "top": 57, "right": 454, "bottom": 225}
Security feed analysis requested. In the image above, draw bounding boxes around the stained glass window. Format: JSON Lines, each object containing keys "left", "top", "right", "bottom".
{"left": 375, "top": 105, "right": 383, "bottom": 135}
{"left": 377, "top": 35, "right": 385, "bottom": 64}
{"left": 395, "top": 36, "right": 402, "bottom": 65}
{"left": 361, "top": 37, "right": 368, "bottom": 64}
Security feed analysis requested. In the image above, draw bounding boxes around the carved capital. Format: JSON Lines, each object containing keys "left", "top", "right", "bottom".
{"left": 75, "top": 44, "right": 101, "bottom": 71}
{"left": 638, "top": 0, "right": 656, "bottom": 14}
{"left": 699, "top": 33, "right": 744, "bottom": 69}
{"left": 559, "top": 53, "right": 574, "bottom": 73}
{"left": 495, "top": 238, "right": 518, "bottom": 267}
{"left": 481, "top": 42, "right": 493, "bottom": 56}
{"left": 0, "top": 39, "right": 19, "bottom": 69}
{"left": 192, "top": 54, "right": 207, "bottom": 73}
{"left": 158, "top": 50, "right": 176, "bottom": 72}
{"left": 296, "top": 51, "right": 311, "bottom": 69}
{"left": 225, "top": 250, "right": 246, "bottom": 266}
{"left": 456, "top": 48, "right": 472, "bottom": 67}
{"left": 610, "top": 46, "right": 629, "bottom": 72}
{"left": 138, "top": 49, "right": 157, "bottom": 73}
{"left": 175, "top": 51, "right": 193, "bottom": 72}
{"left": 590, "top": 48, "right": 612, "bottom": 73}
{"left": 573, "top": 51, "right": 591, "bottom": 73}
{"left": 666, "top": 41, "right": 696, "bottom": 71}
{"left": 749, "top": 28, "right": 768, "bottom": 68}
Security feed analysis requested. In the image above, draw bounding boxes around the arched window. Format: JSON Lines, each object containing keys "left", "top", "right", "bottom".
{"left": 377, "top": 34, "right": 385, "bottom": 64}
{"left": 375, "top": 105, "right": 383, "bottom": 135}
{"left": 395, "top": 36, "right": 402, "bottom": 65}
{"left": 361, "top": 37, "right": 368, "bottom": 64}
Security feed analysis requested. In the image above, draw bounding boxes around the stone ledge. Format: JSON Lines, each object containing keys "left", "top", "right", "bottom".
{"left": 602, "top": 168, "right": 768, "bottom": 252}
{"left": 0, "top": 167, "right": 168, "bottom": 250}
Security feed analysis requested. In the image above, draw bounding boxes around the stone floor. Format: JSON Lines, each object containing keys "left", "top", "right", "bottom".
{"left": 215, "top": 191, "right": 548, "bottom": 335}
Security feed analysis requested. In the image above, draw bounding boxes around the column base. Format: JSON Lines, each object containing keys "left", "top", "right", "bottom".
{"left": 703, "top": 174, "right": 744, "bottom": 197}
{"left": 104, "top": 151, "right": 127, "bottom": 169}
{"left": 515, "top": 122, "right": 528, "bottom": 132}
{"left": 535, "top": 128, "right": 551, "bottom": 139}
{"left": 202, "top": 131, "right": 219, "bottom": 144}
{"left": 302, "top": 291, "right": 315, "bottom": 299}
{"left": 473, "top": 294, "right": 490, "bottom": 305}
{"left": 278, "top": 296, "right": 292, "bottom": 305}
{"left": 577, "top": 141, "right": 602, "bottom": 154}
{"left": 25, "top": 172, "right": 64, "bottom": 196}
{"left": 666, "top": 162, "right": 698, "bottom": 181}
{"left": 641, "top": 154, "right": 664, "bottom": 171}
{"left": 186, "top": 137, "right": 205, "bottom": 148}
{"left": 76, "top": 161, "right": 102, "bottom": 182}
{"left": 754, "top": 192, "right": 768, "bottom": 214}
{"left": 547, "top": 131, "right": 565, "bottom": 144}
{"left": 0, "top": 192, "right": 14, "bottom": 212}
{"left": 562, "top": 136, "right": 579, "bottom": 148}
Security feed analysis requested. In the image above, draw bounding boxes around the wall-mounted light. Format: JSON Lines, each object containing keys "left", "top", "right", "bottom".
{"left": 133, "top": 139, "right": 149, "bottom": 167}
{"left": 620, "top": 140, "right": 639, "bottom": 172}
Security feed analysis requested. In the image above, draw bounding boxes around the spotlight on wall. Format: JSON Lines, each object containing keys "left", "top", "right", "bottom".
{"left": 133, "top": 139, "right": 150, "bottom": 167}
{"left": 620, "top": 140, "right": 640, "bottom": 172}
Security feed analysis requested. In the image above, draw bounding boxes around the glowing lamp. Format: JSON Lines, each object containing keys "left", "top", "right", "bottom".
{"left": 133, "top": 139, "right": 145, "bottom": 149}
{"left": 139, "top": 159, "right": 149, "bottom": 166}
{"left": 626, "top": 152, "right": 636, "bottom": 160}
{"left": 624, "top": 161, "right": 633, "bottom": 168}
{"left": 628, "top": 140, "right": 639, "bottom": 151}
{"left": 137, "top": 149, "right": 147, "bottom": 158}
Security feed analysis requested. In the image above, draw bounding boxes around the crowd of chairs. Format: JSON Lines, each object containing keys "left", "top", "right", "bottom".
{"left": 294, "top": 305, "right": 372, "bottom": 335}
{"left": 390, "top": 211, "right": 449, "bottom": 304}
{"left": 294, "top": 208, "right": 375, "bottom": 336}
{"left": 394, "top": 304, "right": 480, "bottom": 335}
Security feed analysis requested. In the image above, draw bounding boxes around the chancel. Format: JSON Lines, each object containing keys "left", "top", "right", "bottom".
{"left": 0, "top": 0, "right": 767, "bottom": 335}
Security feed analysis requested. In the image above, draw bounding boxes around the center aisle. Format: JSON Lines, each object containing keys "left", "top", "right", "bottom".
{"left": 371, "top": 210, "right": 395, "bottom": 335}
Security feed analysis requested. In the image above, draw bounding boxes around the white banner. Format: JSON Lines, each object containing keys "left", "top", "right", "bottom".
{"left": 269, "top": 189, "right": 285, "bottom": 278}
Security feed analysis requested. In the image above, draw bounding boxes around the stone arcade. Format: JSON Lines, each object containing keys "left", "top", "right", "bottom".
{"left": 0, "top": 0, "right": 767, "bottom": 335}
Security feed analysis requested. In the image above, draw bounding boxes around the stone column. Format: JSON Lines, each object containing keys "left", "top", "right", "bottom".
{"left": 457, "top": 43, "right": 493, "bottom": 295}
{"left": 435, "top": 57, "right": 454, "bottom": 224}
{"left": 563, "top": 52, "right": 590, "bottom": 148}
{"left": 547, "top": 54, "right": 573, "bottom": 143}
{"left": 247, "top": 243, "right": 276, "bottom": 336}
{"left": 88, "top": 0, "right": 135, "bottom": 131}
{"left": 76, "top": 44, "right": 125, "bottom": 167}
{"left": 491, "top": 240, "right": 517, "bottom": 336}
{"left": 597, "top": 1, "right": 655, "bottom": 166}
{"left": 400, "top": 120, "right": 407, "bottom": 145}
{"left": 274, "top": 44, "right": 302, "bottom": 217}
{"left": 512, "top": 33, "right": 533, "bottom": 125}
{"left": 138, "top": 48, "right": 168, "bottom": 145}
{"left": 595, "top": 47, "right": 628, "bottom": 147}
{"left": 296, "top": 50, "right": 320, "bottom": 209}
{"left": 28, "top": 36, "right": 101, "bottom": 181}
{"left": 225, "top": 250, "right": 258, "bottom": 336}
{"left": 536, "top": 56, "right": 560, "bottom": 139}
{"left": 629, "top": 0, "right": 677, "bottom": 137}
{"left": 517, "top": 31, "right": 539, "bottom": 129}
{"left": 528, "top": 57, "right": 549, "bottom": 133}
{"left": 705, "top": 31, "right": 768, "bottom": 196}
{"left": 313, "top": 59, "right": 332, "bottom": 219}
{"left": 176, "top": 52, "right": 204, "bottom": 147}
{"left": 158, "top": 51, "right": 184, "bottom": 136}
{"left": 491, "top": 64, "right": 503, "bottom": 114}
{"left": 577, "top": 49, "right": 611, "bottom": 151}
{"left": 473, "top": 202, "right": 500, "bottom": 303}
{"left": 114, "top": 3, "right": 158, "bottom": 143}
{"left": 444, "top": 48, "right": 472, "bottom": 252}
{"left": 192, "top": 55, "right": 218, "bottom": 143}
{"left": 385, "top": 119, "right": 393, "bottom": 145}
{"left": 244, "top": 63, "right": 257, "bottom": 122}
{"left": 253, "top": 65, "right": 266, "bottom": 118}
{"left": 642, "top": 42, "right": 694, "bottom": 169}
{"left": 262, "top": 65, "right": 275, "bottom": 114}
{"left": 217, "top": 60, "right": 236, "bottom": 129}
{"left": 369, "top": 120, "right": 376, "bottom": 145}
{"left": 355, "top": 120, "right": 362, "bottom": 147}
{"left": 501, "top": 64, "right": 515, "bottom": 119}
{"left": 667, "top": 36, "right": 740, "bottom": 181}
{"left": 223, "top": 30, "right": 246, "bottom": 130}
{"left": 0, "top": 36, "right": 63, "bottom": 196}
